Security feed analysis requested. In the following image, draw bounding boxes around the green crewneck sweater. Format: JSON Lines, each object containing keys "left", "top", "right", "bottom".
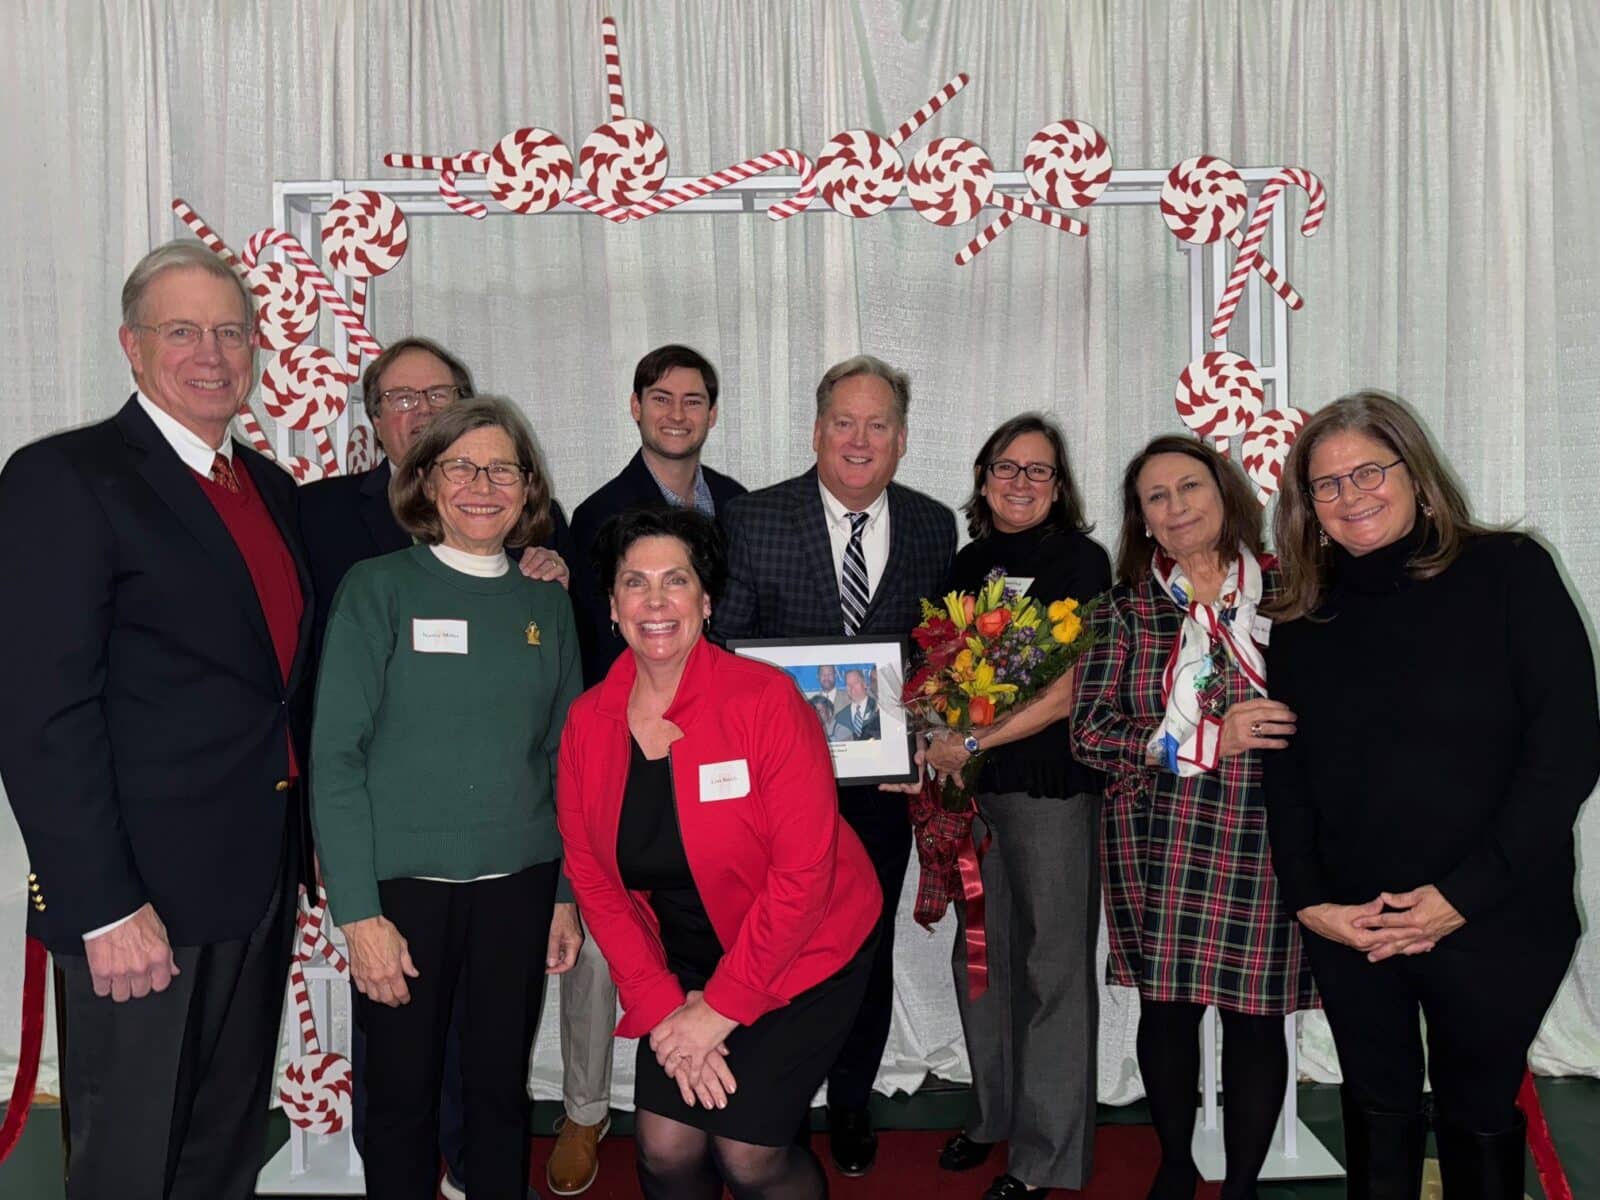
{"left": 311, "top": 543, "right": 581, "bottom": 924}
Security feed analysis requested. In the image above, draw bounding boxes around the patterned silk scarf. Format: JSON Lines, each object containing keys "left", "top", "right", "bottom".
{"left": 1148, "top": 546, "right": 1270, "bottom": 775}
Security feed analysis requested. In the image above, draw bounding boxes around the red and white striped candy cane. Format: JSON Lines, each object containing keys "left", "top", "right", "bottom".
{"left": 243, "top": 230, "right": 383, "bottom": 358}
{"left": 626, "top": 149, "right": 816, "bottom": 221}
{"left": 562, "top": 186, "right": 634, "bottom": 222}
{"left": 887, "top": 74, "right": 970, "bottom": 149}
{"left": 296, "top": 886, "right": 350, "bottom": 975}
{"left": 993, "top": 191, "right": 1088, "bottom": 237}
{"left": 384, "top": 150, "right": 493, "bottom": 218}
{"left": 170, "top": 198, "right": 244, "bottom": 273}
{"left": 954, "top": 210, "right": 1015, "bottom": 266}
{"left": 601, "top": 16, "right": 626, "bottom": 121}
{"left": 345, "top": 278, "right": 369, "bottom": 374}
{"left": 1209, "top": 167, "right": 1326, "bottom": 340}
{"left": 438, "top": 167, "right": 486, "bottom": 219}
{"left": 233, "top": 401, "right": 276, "bottom": 457}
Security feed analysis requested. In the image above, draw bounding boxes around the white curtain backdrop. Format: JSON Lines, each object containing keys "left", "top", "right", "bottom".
{"left": 2, "top": 0, "right": 1598, "bottom": 1103}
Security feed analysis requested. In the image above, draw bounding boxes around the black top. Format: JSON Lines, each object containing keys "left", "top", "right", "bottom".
{"left": 1264, "top": 526, "right": 1600, "bottom": 949}
{"left": 569, "top": 450, "right": 746, "bottom": 686}
{"left": 615, "top": 738, "right": 723, "bottom": 983}
{"left": 946, "top": 524, "right": 1113, "bottom": 800}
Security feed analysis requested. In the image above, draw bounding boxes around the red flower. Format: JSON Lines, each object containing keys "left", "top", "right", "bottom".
{"left": 969, "top": 695, "right": 995, "bottom": 726}
{"left": 904, "top": 665, "right": 933, "bottom": 699}
{"left": 912, "top": 616, "right": 958, "bottom": 650}
{"left": 974, "top": 608, "right": 1011, "bottom": 639}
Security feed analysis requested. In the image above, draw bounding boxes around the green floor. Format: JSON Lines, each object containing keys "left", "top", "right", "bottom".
{"left": 2, "top": 1078, "right": 1595, "bottom": 1197}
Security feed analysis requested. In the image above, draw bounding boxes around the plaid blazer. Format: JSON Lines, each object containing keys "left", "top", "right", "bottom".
{"left": 716, "top": 467, "right": 956, "bottom": 643}
{"left": 1071, "top": 568, "right": 1314, "bottom": 1015}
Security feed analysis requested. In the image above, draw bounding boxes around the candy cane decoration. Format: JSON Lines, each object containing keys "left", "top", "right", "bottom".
{"left": 262, "top": 345, "right": 349, "bottom": 474}
{"left": 233, "top": 401, "right": 276, "bottom": 458}
{"left": 954, "top": 210, "right": 1015, "bottom": 266}
{"left": 323, "top": 190, "right": 410, "bottom": 280}
{"left": 906, "top": 137, "right": 994, "bottom": 225}
{"left": 383, "top": 151, "right": 493, "bottom": 219}
{"left": 345, "top": 424, "right": 374, "bottom": 474}
{"left": 812, "top": 130, "right": 905, "bottom": 217}
{"left": 277, "top": 957, "right": 352, "bottom": 1133}
{"left": 243, "top": 230, "right": 383, "bottom": 358}
{"left": 1209, "top": 167, "right": 1326, "bottom": 339}
{"left": 1174, "top": 351, "right": 1264, "bottom": 453}
{"left": 888, "top": 74, "right": 970, "bottom": 149}
{"left": 580, "top": 119, "right": 670, "bottom": 206}
{"left": 245, "top": 261, "right": 319, "bottom": 352}
{"left": 1160, "top": 157, "right": 1303, "bottom": 312}
{"left": 626, "top": 149, "right": 817, "bottom": 222}
{"left": 170, "top": 198, "right": 244, "bottom": 273}
{"left": 601, "top": 16, "right": 626, "bottom": 121}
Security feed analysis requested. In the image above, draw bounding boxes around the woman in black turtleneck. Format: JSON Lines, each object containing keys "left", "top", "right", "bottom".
{"left": 923, "top": 414, "right": 1110, "bottom": 1200}
{"left": 1264, "top": 391, "right": 1599, "bottom": 1199}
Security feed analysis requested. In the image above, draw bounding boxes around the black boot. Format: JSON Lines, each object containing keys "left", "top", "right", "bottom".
{"left": 1339, "top": 1087, "right": 1426, "bottom": 1200}
{"left": 1436, "top": 1110, "right": 1526, "bottom": 1199}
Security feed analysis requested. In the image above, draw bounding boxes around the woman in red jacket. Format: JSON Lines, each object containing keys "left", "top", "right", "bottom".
{"left": 557, "top": 507, "right": 881, "bottom": 1199}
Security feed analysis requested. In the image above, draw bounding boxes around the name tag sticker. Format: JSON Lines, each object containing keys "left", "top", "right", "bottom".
{"left": 1252, "top": 614, "right": 1273, "bottom": 646}
{"left": 699, "top": 759, "right": 751, "bottom": 803}
{"left": 1004, "top": 575, "right": 1036, "bottom": 596}
{"left": 412, "top": 618, "right": 469, "bottom": 654}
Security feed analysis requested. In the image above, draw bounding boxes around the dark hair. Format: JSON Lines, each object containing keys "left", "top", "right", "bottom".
{"left": 361, "top": 336, "right": 476, "bottom": 416}
{"left": 962, "top": 412, "right": 1092, "bottom": 539}
{"left": 1113, "top": 435, "right": 1263, "bottom": 585}
{"left": 632, "top": 344, "right": 719, "bottom": 408}
{"left": 1269, "top": 390, "right": 1488, "bottom": 621}
{"left": 595, "top": 508, "right": 728, "bottom": 604}
{"left": 389, "top": 396, "right": 552, "bottom": 549}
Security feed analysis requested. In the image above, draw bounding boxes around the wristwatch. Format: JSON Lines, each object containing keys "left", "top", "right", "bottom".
{"left": 962, "top": 734, "right": 981, "bottom": 755}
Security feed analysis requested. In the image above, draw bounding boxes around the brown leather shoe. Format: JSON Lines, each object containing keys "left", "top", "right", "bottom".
{"left": 546, "top": 1113, "right": 611, "bottom": 1196}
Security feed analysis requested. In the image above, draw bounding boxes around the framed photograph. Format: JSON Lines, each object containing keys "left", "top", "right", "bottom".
{"left": 725, "top": 636, "right": 918, "bottom": 785}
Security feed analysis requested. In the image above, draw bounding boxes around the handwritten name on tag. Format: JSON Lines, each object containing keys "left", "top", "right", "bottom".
{"left": 1004, "top": 575, "right": 1036, "bottom": 596}
{"left": 698, "top": 759, "right": 751, "bottom": 802}
{"left": 1251, "top": 614, "right": 1273, "bottom": 646}
{"left": 412, "top": 618, "right": 469, "bottom": 654}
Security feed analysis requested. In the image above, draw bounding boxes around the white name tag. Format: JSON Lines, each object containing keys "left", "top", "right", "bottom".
{"left": 1252, "top": 614, "right": 1273, "bottom": 646}
{"left": 698, "top": 759, "right": 751, "bottom": 803}
{"left": 412, "top": 618, "right": 469, "bottom": 654}
{"left": 1004, "top": 575, "right": 1035, "bottom": 596}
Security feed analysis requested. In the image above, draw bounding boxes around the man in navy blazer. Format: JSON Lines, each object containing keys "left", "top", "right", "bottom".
{"left": 0, "top": 242, "right": 315, "bottom": 1199}
{"left": 716, "top": 355, "right": 956, "bottom": 1177}
{"left": 552, "top": 344, "right": 745, "bottom": 1195}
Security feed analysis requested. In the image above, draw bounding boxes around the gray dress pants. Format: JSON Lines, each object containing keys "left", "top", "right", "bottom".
{"left": 952, "top": 790, "right": 1101, "bottom": 1190}
{"left": 558, "top": 910, "right": 618, "bottom": 1124}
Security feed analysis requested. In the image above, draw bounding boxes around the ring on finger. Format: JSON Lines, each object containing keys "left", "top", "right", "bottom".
{"left": 1250, "top": 721, "right": 1262, "bottom": 736}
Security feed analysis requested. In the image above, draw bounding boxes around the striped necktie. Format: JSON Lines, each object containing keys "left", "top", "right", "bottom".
{"left": 851, "top": 704, "right": 864, "bottom": 736}
{"left": 841, "top": 511, "right": 870, "bottom": 635}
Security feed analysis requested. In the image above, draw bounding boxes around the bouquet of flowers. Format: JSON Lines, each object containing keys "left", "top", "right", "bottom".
{"left": 902, "top": 569, "right": 1101, "bottom": 949}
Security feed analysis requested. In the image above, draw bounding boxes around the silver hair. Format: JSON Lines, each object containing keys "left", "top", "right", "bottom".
{"left": 120, "top": 240, "right": 254, "bottom": 328}
{"left": 814, "top": 354, "right": 911, "bottom": 424}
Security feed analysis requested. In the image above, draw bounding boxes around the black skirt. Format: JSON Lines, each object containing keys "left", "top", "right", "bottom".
{"left": 616, "top": 737, "right": 875, "bottom": 1144}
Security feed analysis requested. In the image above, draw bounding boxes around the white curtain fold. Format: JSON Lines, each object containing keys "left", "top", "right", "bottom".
{"left": 2, "top": 0, "right": 1597, "bottom": 1102}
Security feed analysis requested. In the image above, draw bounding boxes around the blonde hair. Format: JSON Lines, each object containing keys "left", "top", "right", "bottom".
{"left": 1269, "top": 390, "right": 1488, "bottom": 621}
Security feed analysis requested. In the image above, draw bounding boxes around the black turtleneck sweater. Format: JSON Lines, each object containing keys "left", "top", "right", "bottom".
{"left": 1263, "top": 526, "right": 1599, "bottom": 949}
{"left": 945, "top": 524, "right": 1112, "bottom": 800}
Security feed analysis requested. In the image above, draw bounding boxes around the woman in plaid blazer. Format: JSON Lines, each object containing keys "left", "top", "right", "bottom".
{"left": 1071, "top": 436, "right": 1313, "bottom": 1200}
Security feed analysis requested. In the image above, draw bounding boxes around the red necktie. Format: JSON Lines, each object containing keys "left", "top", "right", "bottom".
{"left": 210, "top": 452, "right": 240, "bottom": 494}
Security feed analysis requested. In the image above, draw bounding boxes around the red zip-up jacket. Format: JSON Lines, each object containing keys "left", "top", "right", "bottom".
{"left": 557, "top": 636, "right": 881, "bottom": 1036}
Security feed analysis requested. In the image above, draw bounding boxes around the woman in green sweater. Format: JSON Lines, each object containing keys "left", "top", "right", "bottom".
{"left": 312, "top": 396, "right": 583, "bottom": 1200}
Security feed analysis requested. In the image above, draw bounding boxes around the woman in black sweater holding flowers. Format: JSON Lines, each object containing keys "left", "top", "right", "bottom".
{"left": 924, "top": 414, "right": 1110, "bottom": 1200}
{"left": 1264, "top": 391, "right": 1599, "bottom": 1198}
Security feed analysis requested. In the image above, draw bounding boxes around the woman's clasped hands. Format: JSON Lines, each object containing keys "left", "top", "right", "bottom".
{"left": 650, "top": 990, "right": 740, "bottom": 1110}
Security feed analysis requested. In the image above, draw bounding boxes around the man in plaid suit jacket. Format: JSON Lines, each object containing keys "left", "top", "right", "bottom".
{"left": 717, "top": 355, "right": 956, "bottom": 1177}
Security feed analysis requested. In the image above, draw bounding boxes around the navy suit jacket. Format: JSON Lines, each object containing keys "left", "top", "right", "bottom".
{"left": 568, "top": 450, "right": 746, "bottom": 685}
{"left": 298, "top": 457, "right": 573, "bottom": 658}
{"left": 0, "top": 398, "right": 316, "bottom": 953}
{"left": 717, "top": 467, "right": 955, "bottom": 644}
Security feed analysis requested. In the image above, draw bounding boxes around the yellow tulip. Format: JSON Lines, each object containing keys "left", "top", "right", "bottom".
{"left": 1052, "top": 616, "right": 1082, "bottom": 645}
{"left": 1047, "top": 598, "right": 1080, "bottom": 622}
{"left": 953, "top": 649, "right": 975, "bottom": 679}
{"left": 946, "top": 705, "right": 964, "bottom": 727}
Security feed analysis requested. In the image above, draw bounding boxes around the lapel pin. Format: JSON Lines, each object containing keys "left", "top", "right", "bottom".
{"left": 525, "top": 620, "right": 541, "bottom": 646}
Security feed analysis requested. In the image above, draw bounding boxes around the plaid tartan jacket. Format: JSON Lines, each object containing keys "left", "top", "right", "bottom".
{"left": 1071, "top": 566, "right": 1314, "bottom": 1014}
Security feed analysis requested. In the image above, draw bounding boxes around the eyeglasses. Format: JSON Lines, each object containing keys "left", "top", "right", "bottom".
{"left": 432, "top": 458, "right": 529, "bottom": 487}
{"left": 986, "top": 460, "right": 1058, "bottom": 483}
{"left": 379, "top": 385, "right": 461, "bottom": 413}
{"left": 1307, "top": 459, "right": 1405, "bottom": 503}
{"left": 131, "top": 321, "right": 251, "bottom": 350}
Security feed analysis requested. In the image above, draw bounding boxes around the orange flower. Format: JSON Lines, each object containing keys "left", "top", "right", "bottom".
{"left": 961, "top": 594, "right": 976, "bottom": 625}
{"left": 974, "top": 608, "right": 1011, "bottom": 638}
{"left": 969, "top": 695, "right": 995, "bottom": 726}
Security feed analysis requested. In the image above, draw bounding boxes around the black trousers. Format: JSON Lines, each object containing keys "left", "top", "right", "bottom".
{"left": 1304, "top": 930, "right": 1574, "bottom": 1131}
{"left": 58, "top": 833, "right": 297, "bottom": 1200}
{"left": 355, "top": 862, "right": 558, "bottom": 1200}
{"left": 827, "top": 788, "right": 912, "bottom": 1111}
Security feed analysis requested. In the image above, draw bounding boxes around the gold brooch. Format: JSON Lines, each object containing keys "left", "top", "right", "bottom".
{"left": 524, "top": 621, "right": 541, "bottom": 646}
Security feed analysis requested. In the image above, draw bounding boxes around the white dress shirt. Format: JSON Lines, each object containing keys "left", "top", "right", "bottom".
{"left": 818, "top": 480, "right": 891, "bottom": 604}
{"left": 85, "top": 394, "right": 236, "bottom": 942}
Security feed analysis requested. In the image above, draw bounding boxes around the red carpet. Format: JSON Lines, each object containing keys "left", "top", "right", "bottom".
{"left": 520, "top": 1127, "right": 1225, "bottom": 1198}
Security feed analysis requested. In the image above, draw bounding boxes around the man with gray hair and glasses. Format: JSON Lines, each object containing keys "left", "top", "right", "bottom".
{"left": 716, "top": 354, "right": 956, "bottom": 1178}
{"left": 0, "top": 239, "right": 316, "bottom": 1198}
